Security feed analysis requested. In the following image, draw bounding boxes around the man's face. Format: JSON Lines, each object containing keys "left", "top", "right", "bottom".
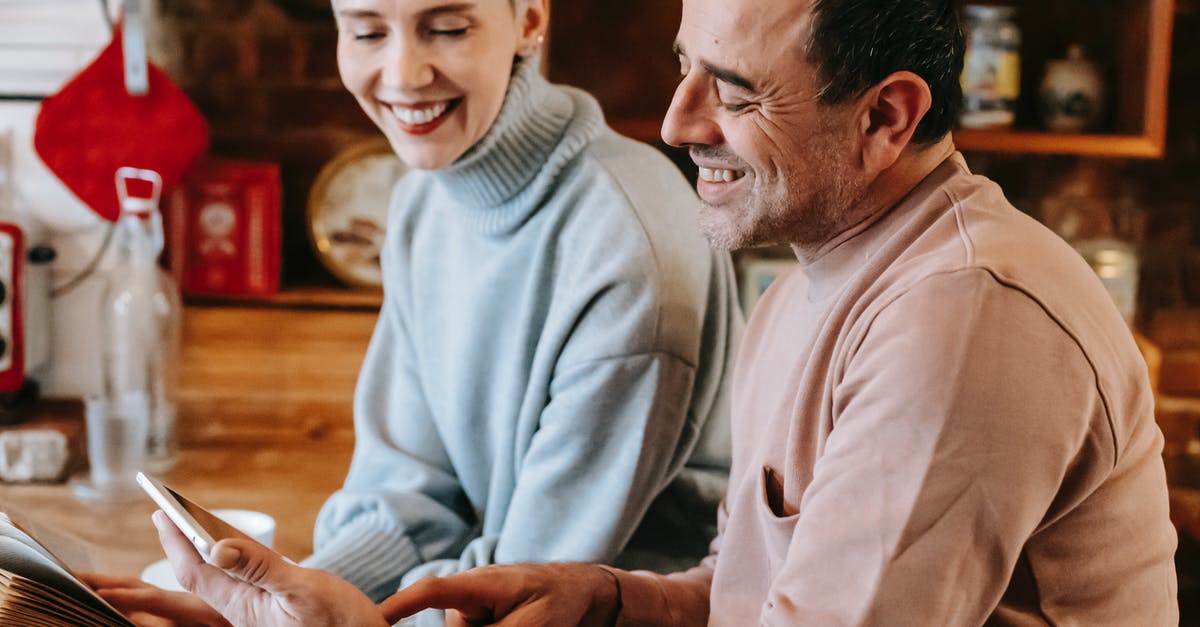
{"left": 664, "top": 0, "right": 867, "bottom": 251}
{"left": 333, "top": 0, "right": 523, "bottom": 170}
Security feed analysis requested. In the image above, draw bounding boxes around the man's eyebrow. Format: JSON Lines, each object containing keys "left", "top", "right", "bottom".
{"left": 672, "top": 41, "right": 757, "bottom": 92}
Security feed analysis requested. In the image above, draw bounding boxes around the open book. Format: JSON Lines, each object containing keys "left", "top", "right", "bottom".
{"left": 0, "top": 512, "right": 133, "bottom": 626}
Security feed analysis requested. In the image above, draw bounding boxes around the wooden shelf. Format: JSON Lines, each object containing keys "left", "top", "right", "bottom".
{"left": 954, "top": 129, "right": 1166, "bottom": 158}
{"left": 184, "top": 285, "right": 382, "bottom": 311}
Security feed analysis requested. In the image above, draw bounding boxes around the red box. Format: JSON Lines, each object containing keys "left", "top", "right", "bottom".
{"left": 166, "top": 160, "right": 281, "bottom": 298}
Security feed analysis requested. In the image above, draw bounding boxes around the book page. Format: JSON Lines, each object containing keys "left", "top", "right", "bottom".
{"left": 0, "top": 515, "right": 130, "bottom": 626}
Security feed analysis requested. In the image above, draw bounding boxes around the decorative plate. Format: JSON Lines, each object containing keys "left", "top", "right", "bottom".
{"left": 307, "top": 137, "right": 406, "bottom": 289}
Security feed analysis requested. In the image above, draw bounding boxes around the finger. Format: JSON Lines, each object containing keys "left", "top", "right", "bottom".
{"left": 379, "top": 575, "right": 496, "bottom": 624}
{"left": 205, "top": 537, "right": 297, "bottom": 596}
{"left": 96, "top": 586, "right": 215, "bottom": 619}
{"left": 77, "top": 572, "right": 152, "bottom": 591}
{"left": 154, "top": 511, "right": 247, "bottom": 610}
{"left": 445, "top": 609, "right": 473, "bottom": 627}
{"left": 126, "top": 611, "right": 178, "bottom": 627}
{"left": 154, "top": 511, "right": 205, "bottom": 571}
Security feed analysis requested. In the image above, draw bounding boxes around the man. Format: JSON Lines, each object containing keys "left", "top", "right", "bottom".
{"left": 115, "top": 0, "right": 1178, "bottom": 624}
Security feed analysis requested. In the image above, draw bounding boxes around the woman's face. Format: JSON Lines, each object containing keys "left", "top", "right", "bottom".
{"left": 333, "top": 0, "right": 544, "bottom": 170}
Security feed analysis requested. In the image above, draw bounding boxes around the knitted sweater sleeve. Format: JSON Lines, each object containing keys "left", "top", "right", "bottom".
{"left": 302, "top": 280, "right": 474, "bottom": 602}
{"left": 399, "top": 320, "right": 705, "bottom": 586}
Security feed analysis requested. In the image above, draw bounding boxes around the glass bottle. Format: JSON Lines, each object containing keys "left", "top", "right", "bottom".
{"left": 960, "top": 4, "right": 1022, "bottom": 129}
{"left": 104, "top": 167, "right": 182, "bottom": 472}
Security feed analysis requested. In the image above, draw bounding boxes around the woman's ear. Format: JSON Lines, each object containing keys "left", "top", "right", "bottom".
{"left": 857, "top": 71, "right": 932, "bottom": 176}
{"left": 516, "top": 0, "right": 550, "bottom": 57}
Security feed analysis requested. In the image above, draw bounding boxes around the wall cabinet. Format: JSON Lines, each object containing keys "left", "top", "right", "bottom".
{"left": 955, "top": 0, "right": 1176, "bottom": 158}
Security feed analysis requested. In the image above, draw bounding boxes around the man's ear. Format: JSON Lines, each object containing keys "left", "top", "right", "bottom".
{"left": 857, "top": 71, "right": 932, "bottom": 175}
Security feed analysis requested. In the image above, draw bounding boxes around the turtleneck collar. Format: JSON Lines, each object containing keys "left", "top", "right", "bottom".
{"left": 429, "top": 58, "right": 599, "bottom": 234}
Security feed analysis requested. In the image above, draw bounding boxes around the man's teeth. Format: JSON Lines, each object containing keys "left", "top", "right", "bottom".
{"left": 392, "top": 102, "right": 449, "bottom": 126}
{"left": 698, "top": 167, "right": 744, "bottom": 183}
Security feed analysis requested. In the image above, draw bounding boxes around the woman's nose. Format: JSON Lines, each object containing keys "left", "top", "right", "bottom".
{"left": 381, "top": 39, "right": 435, "bottom": 90}
{"left": 661, "top": 73, "right": 723, "bottom": 149}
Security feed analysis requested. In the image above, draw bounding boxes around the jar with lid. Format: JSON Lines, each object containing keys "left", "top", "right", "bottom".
{"left": 1039, "top": 44, "right": 1107, "bottom": 133}
{"left": 960, "top": 4, "right": 1022, "bottom": 129}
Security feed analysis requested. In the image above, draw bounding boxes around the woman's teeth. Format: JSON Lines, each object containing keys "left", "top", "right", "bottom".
{"left": 698, "top": 167, "right": 745, "bottom": 183}
{"left": 392, "top": 102, "right": 449, "bottom": 126}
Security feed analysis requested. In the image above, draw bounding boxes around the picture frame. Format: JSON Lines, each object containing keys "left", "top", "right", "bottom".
{"left": 739, "top": 256, "right": 797, "bottom": 314}
{"left": 306, "top": 137, "right": 406, "bottom": 289}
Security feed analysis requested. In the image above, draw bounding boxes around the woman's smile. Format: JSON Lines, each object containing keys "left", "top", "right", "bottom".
{"left": 385, "top": 98, "right": 464, "bottom": 135}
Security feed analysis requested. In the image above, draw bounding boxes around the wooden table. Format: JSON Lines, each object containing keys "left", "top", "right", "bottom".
{"left": 0, "top": 304, "right": 377, "bottom": 578}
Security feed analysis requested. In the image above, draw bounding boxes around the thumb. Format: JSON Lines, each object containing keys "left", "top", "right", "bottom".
{"left": 208, "top": 538, "right": 295, "bottom": 593}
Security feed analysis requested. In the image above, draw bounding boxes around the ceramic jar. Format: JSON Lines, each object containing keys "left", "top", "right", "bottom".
{"left": 1039, "top": 44, "right": 1107, "bottom": 133}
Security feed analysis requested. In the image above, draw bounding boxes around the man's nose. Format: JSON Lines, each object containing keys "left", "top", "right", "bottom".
{"left": 381, "top": 38, "right": 435, "bottom": 90}
{"left": 661, "top": 73, "right": 723, "bottom": 148}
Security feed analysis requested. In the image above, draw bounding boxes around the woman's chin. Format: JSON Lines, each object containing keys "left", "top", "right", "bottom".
{"left": 390, "top": 145, "right": 463, "bottom": 171}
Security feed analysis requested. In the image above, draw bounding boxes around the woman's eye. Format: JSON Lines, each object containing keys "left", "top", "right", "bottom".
{"left": 353, "top": 32, "right": 384, "bottom": 42}
{"left": 430, "top": 28, "right": 469, "bottom": 37}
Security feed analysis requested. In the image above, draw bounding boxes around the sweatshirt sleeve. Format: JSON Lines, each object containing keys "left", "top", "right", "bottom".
{"left": 303, "top": 292, "right": 475, "bottom": 602}
{"left": 759, "top": 269, "right": 1114, "bottom": 626}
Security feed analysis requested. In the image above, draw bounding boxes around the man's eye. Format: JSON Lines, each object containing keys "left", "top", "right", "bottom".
{"left": 353, "top": 32, "right": 384, "bottom": 42}
{"left": 430, "top": 28, "right": 469, "bottom": 37}
{"left": 722, "top": 101, "right": 753, "bottom": 113}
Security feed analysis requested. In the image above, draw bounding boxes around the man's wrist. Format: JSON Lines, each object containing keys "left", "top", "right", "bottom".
{"left": 594, "top": 565, "right": 623, "bottom": 627}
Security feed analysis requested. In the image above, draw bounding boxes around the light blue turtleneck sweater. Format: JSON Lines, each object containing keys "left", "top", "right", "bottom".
{"left": 304, "top": 60, "right": 741, "bottom": 604}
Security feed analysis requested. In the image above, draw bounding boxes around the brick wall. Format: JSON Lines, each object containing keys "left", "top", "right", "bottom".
{"left": 157, "top": 0, "right": 375, "bottom": 288}
{"left": 155, "top": 1, "right": 1199, "bottom": 305}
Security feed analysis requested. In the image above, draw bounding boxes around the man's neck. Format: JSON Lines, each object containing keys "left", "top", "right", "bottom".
{"left": 790, "top": 136, "right": 957, "bottom": 262}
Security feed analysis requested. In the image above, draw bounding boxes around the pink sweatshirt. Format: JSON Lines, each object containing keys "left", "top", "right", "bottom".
{"left": 608, "top": 154, "right": 1178, "bottom": 625}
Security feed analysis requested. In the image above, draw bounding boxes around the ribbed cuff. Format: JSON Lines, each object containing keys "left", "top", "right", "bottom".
{"left": 302, "top": 516, "right": 423, "bottom": 602}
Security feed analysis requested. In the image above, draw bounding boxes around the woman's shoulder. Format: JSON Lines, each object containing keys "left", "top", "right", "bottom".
{"left": 567, "top": 129, "right": 699, "bottom": 222}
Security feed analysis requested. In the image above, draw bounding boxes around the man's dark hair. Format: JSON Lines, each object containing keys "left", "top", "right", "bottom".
{"left": 807, "top": 0, "right": 964, "bottom": 145}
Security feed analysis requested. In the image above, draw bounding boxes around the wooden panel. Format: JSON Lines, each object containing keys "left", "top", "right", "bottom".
{"left": 547, "top": 0, "right": 680, "bottom": 125}
{"left": 176, "top": 305, "right": 377, "bottom": 447}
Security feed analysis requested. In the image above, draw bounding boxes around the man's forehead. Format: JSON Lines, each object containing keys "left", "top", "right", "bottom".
{"left": 679, "top": 0, "right": 813, "bottom": 54}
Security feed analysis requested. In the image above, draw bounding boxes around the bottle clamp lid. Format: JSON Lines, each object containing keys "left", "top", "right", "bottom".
{"left": 115, "top": 167, "right": 162, "bottom": 217}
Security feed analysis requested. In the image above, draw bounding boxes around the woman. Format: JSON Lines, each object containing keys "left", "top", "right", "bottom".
{"left": 87, "top": 0, "right": 739, "bottom": 624}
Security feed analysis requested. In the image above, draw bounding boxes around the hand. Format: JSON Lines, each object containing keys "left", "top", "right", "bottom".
{"left": 380, "top": 563, "right": 621, "bottom": 627}
{"left": 152, "top": 510, "right": 387, "bottom": 627}
{"left": 77, "top": 572, "right": 229, "bottom": 627}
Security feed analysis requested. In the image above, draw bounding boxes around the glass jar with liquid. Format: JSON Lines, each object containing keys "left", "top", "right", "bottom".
{"left": 960, "top": 4, "right": 1022, "bottom": 129}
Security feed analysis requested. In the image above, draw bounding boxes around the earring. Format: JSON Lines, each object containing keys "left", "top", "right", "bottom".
{"left": 519, "top": 34, "right": 546, "bottom": 59}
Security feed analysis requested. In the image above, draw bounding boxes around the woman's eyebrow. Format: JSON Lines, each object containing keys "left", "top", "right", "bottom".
{"left": 421, "top": 2, "right": 476, "bottom": 17}
{"left": 334, "top": 3, "right": 475, "bottom": 20}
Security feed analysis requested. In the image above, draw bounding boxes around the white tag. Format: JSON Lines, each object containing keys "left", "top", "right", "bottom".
{"left": 122, "top": 0, "right": 148, "bottom": 96}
